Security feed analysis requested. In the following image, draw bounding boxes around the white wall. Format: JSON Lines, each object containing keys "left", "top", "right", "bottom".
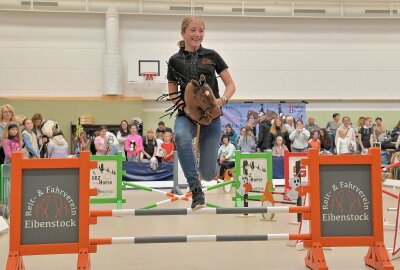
{"left": 1, "top": 11, "right": 400, "bottom": 101}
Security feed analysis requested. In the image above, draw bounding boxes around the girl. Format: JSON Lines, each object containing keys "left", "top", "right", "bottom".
{"left": 167, "top": 16, "right": 236, "bottom": 210}
{"left": 236, "top": 126, "right": 256, "bottom": 153}
{"left": 308, "top": 130, "right": 321, "bottom": 150}
{"left": 0, "top": 104, "right": 17, "bottom": 164}
{"left": 217, "top": 135, "right": 236, "bottom": 180}
{"left": 336, "top": 128, "right": 354, "bottom": 155}
{"left": 117, "top": 120, "right": 129, "bottom": 158}
{"left": 21, "top": 118, "right": 40, "bottom": 159}
{"left": 94, "top": 126, "right": 109, "bottom": 155}
{"left": 319, "top": 128, "right": 333, "bottom": 153}
{"left": 125, "top": 125, "right": 143, "bottom": 161}
{"left": 47, "top": 130, "right": 68, "bottom": 158}
{"left": 72, "top": 130, "right": 91, "bottom": 156}
{"left": 142, "top": 129, "right": 157, "bottom": 161}
{"left": 161, "top": 131, "right": 174, "bottom": 162}
{"left": 32, "top": 113, "right": 47, "bottom": 158}
{"left": 358, "top": 117, "right": 374, "bottom": 155}
{"left": 2, "top": 122, "right": 22, "bottom": 164}
{"left": 272, "top": 136, "right": 288, "bottom": 157}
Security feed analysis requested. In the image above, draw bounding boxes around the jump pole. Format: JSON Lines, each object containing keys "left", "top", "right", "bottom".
{"left": 90, "top": 206, "right": 310, "bottom": 217}
{"left": 90, "top": 233, "right": 311, "bottom": 245}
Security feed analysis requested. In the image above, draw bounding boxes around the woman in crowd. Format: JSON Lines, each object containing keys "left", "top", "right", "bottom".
{"left": 117, "top": 120, "right": 129, "bottom": 158}
{"left": 236, "top": 126, "right": 256, "bottom": 153}
{"left": 266, "top": 117, "right": 290, "bottom": 150}
{"left": 224, "top": 124, "right": 237, "bottom": 146}
{"left": 391, "top": 120, "right": 400, "bottom": 142}
{"left": 217, "top": 135, "right": 236, "bottom": 180}
{"left": 289, "top": 120, "right": 310, "bottom": 152}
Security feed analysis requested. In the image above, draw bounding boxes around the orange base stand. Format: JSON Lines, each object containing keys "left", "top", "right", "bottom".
{"left": 305, "top": 243, "right": 328, "bottom": 270}
{"left": 77, "top": 249, "right": 91, "bottom": 270}
{"left": 364, "top": 243, "right": 394, "bottom": 270}
{"left": 6, "top": 252, "right": 25, "bottom": 270}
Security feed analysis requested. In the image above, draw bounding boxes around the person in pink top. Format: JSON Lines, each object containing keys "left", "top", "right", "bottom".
{"left": 2, "top": 122, "right": 22, "bottom": 164}
{"left": 94, "top": 126, "right": 108, "bottom": 155}
{"left": 125, "top": 125, "right": 143, "bottom": 161}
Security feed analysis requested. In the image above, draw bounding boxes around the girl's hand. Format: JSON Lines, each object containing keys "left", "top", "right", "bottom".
{"left": 216, "top": 98, "right": 225, "bottom": 108}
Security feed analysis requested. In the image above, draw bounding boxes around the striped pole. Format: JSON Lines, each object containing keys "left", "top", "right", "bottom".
{"left": 91, "top": 206, "right": 310, "bottom": 217}
{"left": 382, "top": 190, "right": 399, "bottom": 200}
{"left": 90, "top": 233, "right": 311, "bottom": 245}
{"left": 382, "top": 161, "right": 400, "bottom": 172}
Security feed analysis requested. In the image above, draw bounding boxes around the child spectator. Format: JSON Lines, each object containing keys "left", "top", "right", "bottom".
{"left": 142, "top": 129, "right": 157, "bottom": 161}
{"left": 358, "top": 117, "right": 374, "bottom": 155}
{"left": 272, "top": 136, "right": 288, "bottom": 157}
{"left": 125, "top": 125, "right": 143, "bottom": 162}
{"left": 47, "top": 130, "right": 68, "bottom": 158}
{"left": 21, "top": 118, "right": 40, "bottom": 159}
{"left": 2, "top": 122, "right": 22, "bottom": 164}
{"left": 94, "top": 126, "right": 109, "bottom": 155}
{"left": 161, "top": 131, "right": 174, "bottom": 162}
{"left": 308, "top": 130, "right": 321, "bottom": 150}
{"left": 336, "top": 129, "right": 355, "bottom": 155}
{"left": 217, "top": 135, "right": 236, "bottom": 179}
{"left": 72, "top": 130, "right": 91, "bottom": 156}
{"left": 319, "top": 128, "right": 333, "bottom": 153}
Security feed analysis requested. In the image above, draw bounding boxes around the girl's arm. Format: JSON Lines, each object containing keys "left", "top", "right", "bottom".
{"left": 217, "top": 69, "right": 236, "bottom": 108}
{"left": 3, "top": 140, "right": 12, "bottom": 159}
{"left": 117, "top": 131, "right": 126, "bottom": 143}
{"left": 22, "top": 134, "right": 40, "bottom": 157}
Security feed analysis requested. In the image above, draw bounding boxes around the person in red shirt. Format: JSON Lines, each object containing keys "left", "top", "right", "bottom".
{"left": 161, "top": 132, "right": 174, "bottom": 162}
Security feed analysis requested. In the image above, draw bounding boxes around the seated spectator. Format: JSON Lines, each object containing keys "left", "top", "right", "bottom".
{"left": 161, "top": 131, "right": 174, "bottom": 162}
{"left": 391, "top": 120, "right": 400, "bottom": 142}
{"left": 224, "top": 124, "right": 237, "bottom": 146}
{"left": 308, "top": 130, "right": 321, "bottom": 150}
{"left": 285, "top": 116, "right": 295, "bottom": 135}
{"left": 266, "top": 117, "right": 290, "bottom": 150}
{"left": 237, "top": 126, "right": 256, "bottom": 153}
{"left": 257, "top": 113, "right": 272, "bottom": 152}
{"left": 272, "top": 136, "right": 288, "bottom": 157}
{"left": 156, "top": 121, "right": 173, "bottom": 134}
{"left": 125, "top": 125, "right": 143, "bottom": 161}
{"left": 289, "top": 120, "right": 310, "bottom": 152}
{"left": 142, "top": 129, "right": 157, "bottom": 162}
{"left": 319, "top": 128, "right": 333, "bottom": 153}
{"left": 374, "top": 117, "right": 386, "bottom": 140}
{"left": 47, "top": 130, "right": 68, "bottom": 158}
{"left": 305, "top": 116, "right": 320, "bottom": 133}
{"left": 2, "top": 122, "right": 22, "bottom": 164}
{"left": 217, "top": 135, "right": 236, "bottom": 180}
{"left": 358, "top": 117, "right": 374, "bottom": 155}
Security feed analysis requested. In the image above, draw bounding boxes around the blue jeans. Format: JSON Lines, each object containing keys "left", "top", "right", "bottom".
{"left": 174, "top": 116, "right": 221, "bottom": 186}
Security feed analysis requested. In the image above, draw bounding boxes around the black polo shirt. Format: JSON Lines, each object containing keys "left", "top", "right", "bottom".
{"left": 167, "top": 46, "right": 228, "bottom": 99}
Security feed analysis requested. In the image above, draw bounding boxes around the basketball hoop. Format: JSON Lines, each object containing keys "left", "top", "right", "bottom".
{"left": 141, "top": 72, "right": 157, "bottom": 81}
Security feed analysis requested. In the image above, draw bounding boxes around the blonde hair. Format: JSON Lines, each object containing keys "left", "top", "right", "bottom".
{"left": 270, "top": 117, "right": 286, "bottom": 135}
{"left": 2, "top": 122, "right": 22, "bottom": 145}
{"left": 0, "top": 104, "right": 16, "bottom": 122}
{"left": 178, "top": 16, "right": 205, "bottom": 48}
